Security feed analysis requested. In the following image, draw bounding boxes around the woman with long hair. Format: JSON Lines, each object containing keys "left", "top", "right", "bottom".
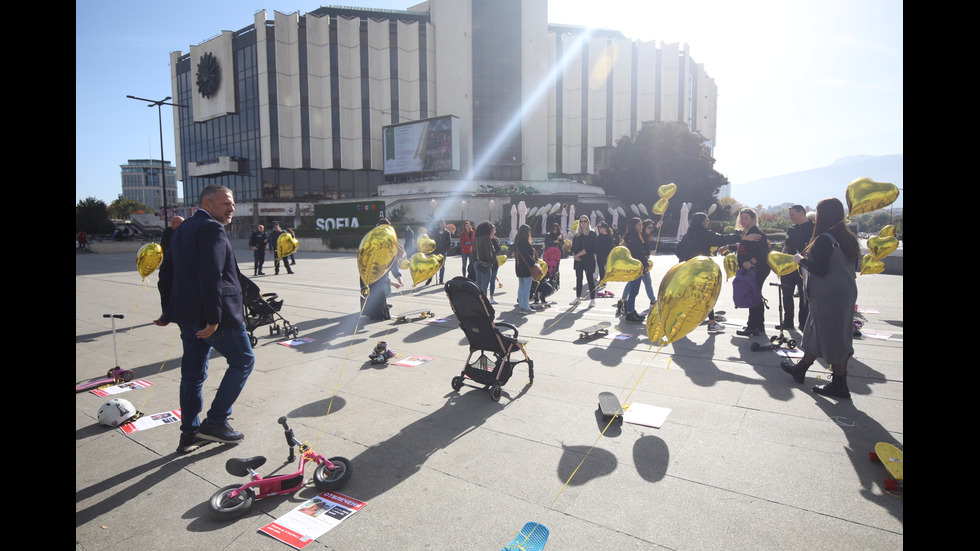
{"left": 781, "top": 198, "right": 860, "bottom": 398}
{"left": 458, "top": 220, "right": 475, "bottom": 276}
{"left": 621, "top": 217, "right": 647, "bottom": 322}
{"left": 471, "top": 221, "right": 495, "bottom": 296}
{"left": 488, "top": 224, "right": 502, "bottom": 304}
{"left": 735, "top": 208, "right": 770, "bottom": 336}
{"left": 595, "top": 221, "right": 617, "bottom": 283}
{"left": 545, "top": 222, "right": 563, "bottom": 253}
{"left": 514, "top": 224, "right": 537, "bottom": 314}
{"left": 570, "top": 215, "right": 598, "bottom": 307}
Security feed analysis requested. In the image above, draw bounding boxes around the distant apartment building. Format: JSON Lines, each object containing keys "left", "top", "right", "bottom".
{"left": 120, "top": 159, "right": 178, "bottom": 211}
{"left": 170, "top": 0, "right": 717, "bottom": 205}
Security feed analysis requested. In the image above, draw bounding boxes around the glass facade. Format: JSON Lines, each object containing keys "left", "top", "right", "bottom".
{"left": 120, "top": 159, "right": 177, "bottom": 211}
{"left": 471, "top": 0, "right": 523, "bottom": 181}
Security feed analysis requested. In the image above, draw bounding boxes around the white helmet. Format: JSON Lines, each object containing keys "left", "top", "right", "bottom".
{"left": 98, "top": 398, "right": 138, "bottom": 427}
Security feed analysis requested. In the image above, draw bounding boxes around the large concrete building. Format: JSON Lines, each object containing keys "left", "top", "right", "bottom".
{"left": 170, "top": 0, "right": 716, "bottom": 207}
{"left": 119, "top": 159, "right": 178, "bottom": 211}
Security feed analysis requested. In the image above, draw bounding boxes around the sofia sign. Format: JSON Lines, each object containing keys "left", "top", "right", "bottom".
{"left": 313, "top": 201, "right": 385, "bottom": 231}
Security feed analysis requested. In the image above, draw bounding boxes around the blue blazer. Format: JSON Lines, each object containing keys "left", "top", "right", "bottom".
{"left": 160, "top": 209, "right": 244, "bottom": 329}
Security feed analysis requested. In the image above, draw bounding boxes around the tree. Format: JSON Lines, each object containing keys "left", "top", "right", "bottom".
{"left": 107, "top": 198, "right": 155, "bottom": 220}
{"left": 597, "top": 122, "right": 729, "bottom": 235}
{"left": 76, "top": 197, "right": 115, "bottom": 234}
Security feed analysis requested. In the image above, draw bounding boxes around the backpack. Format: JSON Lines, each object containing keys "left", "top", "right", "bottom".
{"left": 732, "top": 267, "right": 762, "bottom": 308}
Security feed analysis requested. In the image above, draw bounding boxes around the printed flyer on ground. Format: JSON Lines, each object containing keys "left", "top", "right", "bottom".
{"left": 119, "top": 409, "right": 181, "bottom": 434}
{"left": 92, "top": 379, "right": 153, "bottom": 396}
{"left": 259, "top": 491, "right": 366, "bottom": 549}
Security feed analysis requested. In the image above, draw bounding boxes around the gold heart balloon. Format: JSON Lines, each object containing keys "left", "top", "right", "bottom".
{"left": 497, "top": 254, "right": 507, "bottom": 267}
{"left": 357, "top": 225, "right": 399, "bottom": 287}
{"left": 655, "top": 256, "right": 723, "bottom": 345}
{"left": 652, "top": 197, "right": 669, "bottom": 215}
{"left": 846, "top": 177, "right": 900, "bottom": 216}
{"left": 571, "top": 220, "right": 579, "bottom": 234}
{"left": 724, "top": 253, "right": 737, "bottom": 280}
{"left": 277, "top": 232, "right": 298, "bottom": 259}
{"left": 398, "top": 259, "right": 411, "bottom": 270}
{"left": 657, "top": 183, "right": 677, "bottom": 200}
{"left": 409, "top": 253, "right": 444, "bottom": 286}
{"left": 767, "top": 251, "right": 799, "bottom": 277}
{"left": 417, "top": 233, "right": 436, "bottom": 254}
{"left": 645, "top": 306, "right": 665, "bottom": 344}
{"left": 535, "top": 259, "right": 548, "bottom": 282}
{"left": 860, "top": 254, "right": 885, "bottom": 275}
{"left": 603, "top": 246, "right": 644, "bottom": 282}
{"left": 878, "top": 225, "right": 895, "bottom": 238}
{"left": 867, "top": 235, "right": 898, "bottom": 261}
{"left": 137, "top": 243, "right": 163, "bottom": 279}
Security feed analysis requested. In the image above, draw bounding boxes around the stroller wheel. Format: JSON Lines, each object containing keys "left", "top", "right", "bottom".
{"left": 489, "top": 385, "right": 502, "bottom": 402}
{"left": 269, "top": 326, "right": 275, "bottom": 336}
{"left": 249, "top": 335, "right": 258, "bottom": 347}
{"left": 451, "top": 376, "right": 463, "bottom": 392}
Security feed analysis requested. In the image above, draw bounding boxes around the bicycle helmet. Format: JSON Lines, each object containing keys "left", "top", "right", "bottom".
{"left": 98, "top": 398, "right": 138, "bottom": 427}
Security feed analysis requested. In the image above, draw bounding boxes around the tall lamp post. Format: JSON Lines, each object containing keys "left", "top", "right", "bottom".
{"left": 126, "top": 95, "right": 185, "bottom": 227}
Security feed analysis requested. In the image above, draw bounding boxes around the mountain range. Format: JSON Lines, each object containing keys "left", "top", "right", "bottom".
{"left": 728, "top": 154, "right": 903, "bottom": 212}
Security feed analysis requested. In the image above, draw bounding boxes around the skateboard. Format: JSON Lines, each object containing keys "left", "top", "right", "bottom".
{"left": 596, "top": 290, "right": 615, "bottom": 298}
{"left": 392, "top": 309, "right": 434, "bottom": 323}
{"left": 598, "top": 391, "right": 624, "bottom": 424}
{"left": 502, "top": 522, "right": 549, "bottom": 551}
{"left": 76, "top": 314, "right": 135, "bottom": 393}
{"left": 869, "top": 442, "right": 903, "bottom": 491}
{"left": 578, "top": 321, "right": 611, "bottom": 340}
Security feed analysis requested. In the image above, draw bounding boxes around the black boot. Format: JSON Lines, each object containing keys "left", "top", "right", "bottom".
{"left": 812, "top": 369, "right": 850, "bottom": 399}
{"left": 780, "top": 359, "right": 809, "bottom": 384}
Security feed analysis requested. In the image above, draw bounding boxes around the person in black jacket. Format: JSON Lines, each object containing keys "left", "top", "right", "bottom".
{"left": 735, "top": 208, "right": 770, "bottom": 336}
{"left": 426, "top": 220, "right": 452, "bottom": 285}
{"left": 679, "top": 212, "right": 759, "bottom": 332}
{"left": 779, "top": 205, "right": 815, "bottom": 330}
{"left": 570, "top": 216, "right": 598, "bottom": 307}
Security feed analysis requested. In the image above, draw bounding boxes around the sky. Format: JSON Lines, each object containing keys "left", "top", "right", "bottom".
{"left": 76, "top": 0, "right": 903, "bottom": 204}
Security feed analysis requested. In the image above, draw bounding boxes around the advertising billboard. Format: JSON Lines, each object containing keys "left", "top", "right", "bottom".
{"left": 382, "top": 115, "right": 460, "bottom": 175}
{"left": 313, "top": 201, "right": 386, "bottom": 231}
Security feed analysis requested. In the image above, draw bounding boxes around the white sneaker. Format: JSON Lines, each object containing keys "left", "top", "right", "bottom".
{"left": 569, "top": 299, "right": 580, "bottom": 305}
{"left": 708, "top": 321, "right": 725, "bottom": 332}
{"left": 589, "top": 300, "right": 596, "bottom": 307}
{"left": 489, "top": 298, "right": 498, "bottom": 304}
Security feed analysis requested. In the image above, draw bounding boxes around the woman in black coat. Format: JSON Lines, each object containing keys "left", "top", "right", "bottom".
{"left": 570, "top": 216, "right": 597, "bottom": 307}
{"left": 734, "top": 208, "right": 770, "bottom": 336}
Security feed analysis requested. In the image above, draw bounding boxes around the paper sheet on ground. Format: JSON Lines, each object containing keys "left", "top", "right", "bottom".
{"left": 120, "top": 409, "right": 181, "bottom": 434}
{"left": 279, "top": 338, "right": 315, "bottom": 347}
{"left": 259, "top": 491, "right": 366, "bottom": 549}
{"left": 391, "top": 355, "right": 434, "bottom": 367}
{"left": 622, "top": 403, "right": 671, "bottom": 428}
{"left": 92, "top": 379, "right": 153, "bottom": 396}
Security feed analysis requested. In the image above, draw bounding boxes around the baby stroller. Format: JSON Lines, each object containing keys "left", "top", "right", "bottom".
{"left": 444, "top": 276, "right": 534, "bottom": 401}
{"left": 238, "top": 273, "right": 299, "bottom": 347}
{"left": 542, "top": 246, "right": 562, "bottom": 291}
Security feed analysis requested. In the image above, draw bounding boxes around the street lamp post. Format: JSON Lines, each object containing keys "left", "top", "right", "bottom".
{"left": 126, "top": 95, "right": 185, "bottom": 227}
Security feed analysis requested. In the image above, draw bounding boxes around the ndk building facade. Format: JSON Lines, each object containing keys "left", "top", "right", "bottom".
{"left": 171, "top": 0, "right": 717, "bottom": 205}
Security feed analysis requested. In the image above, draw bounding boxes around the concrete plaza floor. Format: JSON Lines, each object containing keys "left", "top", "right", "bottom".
{"left": 76, "top": 243, "right": 903, "bottom": 550}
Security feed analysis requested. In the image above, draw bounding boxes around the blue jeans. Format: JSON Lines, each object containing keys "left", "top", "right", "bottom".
{"left": 178, "top": 323, "right": 255, "bottom": 434}
{"left": 461, "top": 254, "right": 470, "bottom": 277}
{"left": 518, "top": 277, "right": 532, "bottom": 309}
{"left": 625, "top": 278, "right": 642, "bottom": 314}
{"left": 489, "top": 267, "right": 499, "bottom": 297}
{"left": 475, "top": 268, "right": 492, "bottom": 297}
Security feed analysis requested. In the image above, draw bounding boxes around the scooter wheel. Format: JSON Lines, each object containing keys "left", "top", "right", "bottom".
{"left": 787, "top": 340, "right": 797, "bottom": 349}
{"left": 314, "top": 457, "right": 353, "bottom": 491}
{"left": 770, "top": 335, "right": 781, "bottom": 344}
{"left": 208, "top": 485, "right": 254, "bottom": 520}
{"left": 120, "top": 370, "right": 136, "bottom": 382}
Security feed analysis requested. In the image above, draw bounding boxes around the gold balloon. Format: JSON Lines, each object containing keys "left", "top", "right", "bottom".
{"left": 878, "top": 225, "right": 895, "bottom": 238}
{"left": 652, "top": 197, "right": 669, "bottom": 215}
{"left": 409, "top": 253, "right": 444, "bottom": 286}
{"left": 846, "top": 177, "right": 900, "bottom": 216}
{"left": 654, "top": 256, "right": 723, "bottom": 345}
{"left": 570, "top": 220, "right": 579, "bottom": 234}
{"left": 860, "top": 254, "right": 885, "bottom": 275}
{"left": 535, "top": 259, "right": 548, "bottom": 282}
{"left": 417, "top": 233, "right": 436, "bottom": 254}
{"left": 724, "top": 253, "right": 737, "bottom": 280}
{"left": 867, "top": 235, "right": 898, "bottom": 261}
{"left": 398, "top": 259, "right": 411, "bottom": 270}
{"left": 497, "top": 254, "right": 507, "bottom": 267}
{"left": 137, "top": 243, "right": 163, "bottom": 279}
{"left": 277, "top": 232, "right": 298, "bottom": 260}
{"left": 603, "top": 246, "right": 644, "bottom": 282}
{"left": 657, "top": 183, "right": 677, "bottom": 200}
{"left": 357, "top": 225, "right": 399, "bottom": 287}
{"left": 767, "top": 251, "right": 799, "bottom": 277}
{"left": 645, "top": 306, "right": 665, "bottom": 344}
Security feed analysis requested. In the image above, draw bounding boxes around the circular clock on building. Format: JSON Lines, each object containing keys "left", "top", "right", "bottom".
{"left": 196, "top": 52, "right": 221, "bottom": 99}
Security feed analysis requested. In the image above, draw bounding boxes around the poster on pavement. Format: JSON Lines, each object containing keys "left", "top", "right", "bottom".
{"left": 259, "top": 491, "right": 366, "bottom": 549}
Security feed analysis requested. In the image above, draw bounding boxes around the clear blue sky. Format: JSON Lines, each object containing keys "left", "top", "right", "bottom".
{"left": 76, "top": 0, "right": 903, "bottom": 204}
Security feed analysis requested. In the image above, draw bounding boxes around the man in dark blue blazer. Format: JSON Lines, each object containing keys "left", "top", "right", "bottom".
{"left": 157, "top": 184, "right": 254, "bottom": 454}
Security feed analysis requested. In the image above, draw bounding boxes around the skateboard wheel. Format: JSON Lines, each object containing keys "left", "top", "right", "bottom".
{"left": 884, "top": 479, "right": 899, "bottom": 491}
{"left": 869, "top": 451, "right": 879, "bottom": 462}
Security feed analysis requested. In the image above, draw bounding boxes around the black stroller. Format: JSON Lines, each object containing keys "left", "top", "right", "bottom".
{"left": 444, "top": 276, "right": 534, "bottom": 401}
{"left": 238, "top": 273, "right": 298, "bottom": 346}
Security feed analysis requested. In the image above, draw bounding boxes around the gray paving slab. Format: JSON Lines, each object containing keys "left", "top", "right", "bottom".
{"left": 77, "top": 244, "right": 903, "bottom": 550}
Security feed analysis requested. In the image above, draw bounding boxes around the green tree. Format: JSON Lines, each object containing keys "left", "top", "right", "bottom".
{"left": 107, "top": 198, "right": 155, "bottom": 220}
{"left": 597, "top": 122, "right": 729, "bottom": 235}
{"left": 76, "top": 197, "right": 115, "bottom": 234}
